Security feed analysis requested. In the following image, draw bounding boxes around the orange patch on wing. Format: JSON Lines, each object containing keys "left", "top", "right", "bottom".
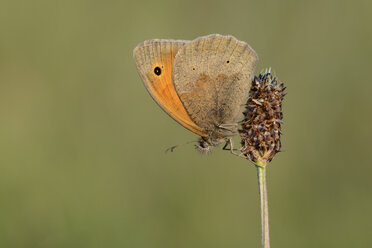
{"left": 145, "top": 49, "right": 206, "bottom": 137}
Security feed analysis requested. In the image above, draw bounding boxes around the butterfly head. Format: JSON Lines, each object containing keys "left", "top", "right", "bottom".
{"left": 195, "top": 137, "right": 227, "bottom": 154}
{"left": 195, "top": 121, "right": 240, "bottom": 154}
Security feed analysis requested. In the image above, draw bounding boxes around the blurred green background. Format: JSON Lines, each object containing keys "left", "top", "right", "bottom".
{"left": 1, "top": 0, "right": 371, "bottom": 247}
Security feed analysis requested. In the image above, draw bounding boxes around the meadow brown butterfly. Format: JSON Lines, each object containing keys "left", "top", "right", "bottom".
{"left": 133, "top": 34, "right": 258, "bottom": 153}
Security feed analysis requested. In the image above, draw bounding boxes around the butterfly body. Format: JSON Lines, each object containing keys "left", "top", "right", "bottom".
{"left": 133, "top": 34, "right": 258, "bottom": 152}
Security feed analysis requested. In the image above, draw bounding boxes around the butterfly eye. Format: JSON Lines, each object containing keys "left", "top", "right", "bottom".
{"left": 154, "top": 67, "right": 161, "bottom": 76}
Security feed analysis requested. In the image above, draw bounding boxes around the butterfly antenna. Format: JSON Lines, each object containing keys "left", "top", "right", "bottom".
{"left": 165, "top": 140, "right": 199, "bottom": 153}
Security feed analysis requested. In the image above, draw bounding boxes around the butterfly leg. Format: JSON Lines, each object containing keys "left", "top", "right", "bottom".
{"left": 222, "top": 138, "right": 239, "bottom": 151}
{"left": 222, "top": 142, "right": 229, "bottom": 150}
{"left": 222, "top": 138, "right": 250, "bottom": 159}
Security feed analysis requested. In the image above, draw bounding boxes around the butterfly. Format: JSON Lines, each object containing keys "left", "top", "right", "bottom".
{"left": 133, "top": 34, "right": 258, "bottom": 153}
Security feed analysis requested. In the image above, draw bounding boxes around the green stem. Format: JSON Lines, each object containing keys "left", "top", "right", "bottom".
{"left": 256, "top": 163, "right": 270, "bottom": 248}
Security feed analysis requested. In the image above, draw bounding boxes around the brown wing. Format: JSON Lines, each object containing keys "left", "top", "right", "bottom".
{"left": 133, "top": 39, "right": 207, "bottom": 137}
{"left": 173, "top": 34, "right": 258, "bottom": 134}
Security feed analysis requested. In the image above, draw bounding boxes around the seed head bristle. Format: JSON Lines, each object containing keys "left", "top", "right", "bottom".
{"left": 240, "top": 70, "right": 285, "bottom": 164}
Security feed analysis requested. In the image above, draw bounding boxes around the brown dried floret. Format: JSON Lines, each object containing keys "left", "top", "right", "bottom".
{"left": 240, "top": 69, "right": 286, "bottom": 164}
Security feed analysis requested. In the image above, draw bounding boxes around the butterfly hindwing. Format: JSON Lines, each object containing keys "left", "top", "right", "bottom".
{"left": 173, "top": 34, "right": 258, "bottom": 134}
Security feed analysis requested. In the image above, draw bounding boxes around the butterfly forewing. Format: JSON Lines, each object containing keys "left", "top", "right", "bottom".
{"left": 133, "top": 40, "right": 207, "bottom": 137}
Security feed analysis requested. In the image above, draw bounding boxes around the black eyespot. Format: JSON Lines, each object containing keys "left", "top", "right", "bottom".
{"left": 226, "top": 60, "right": 230, "bottom": 64}
{"left": 192, "top": 68, "right": 195, "bottom": 70}
{"left": 154, "top": 67, "right": 161, "bottom": 76}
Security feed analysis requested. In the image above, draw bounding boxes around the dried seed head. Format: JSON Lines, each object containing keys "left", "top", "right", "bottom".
{"left": 240, "top": 69, "right": 286, "bottom": 164}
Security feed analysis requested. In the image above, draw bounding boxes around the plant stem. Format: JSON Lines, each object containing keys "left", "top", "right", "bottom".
{"left": 256, "top": 163, "right": 270, "bottom": 248}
